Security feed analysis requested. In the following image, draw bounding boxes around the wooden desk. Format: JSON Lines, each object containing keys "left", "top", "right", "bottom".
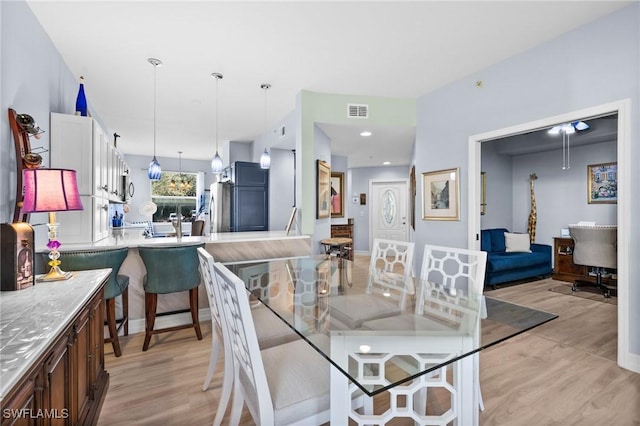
{"left": 320, "top": 237, "right": 353, "bottom": 259}
{"left": 552, "top": 237, "right": 617, "bottom": 285}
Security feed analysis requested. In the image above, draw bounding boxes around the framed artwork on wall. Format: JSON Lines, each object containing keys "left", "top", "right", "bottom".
{"left": 422, "top": 167, "right": 460, "bottom": 221}
{"left": 410, "top": 165, "right": 416, "bottom": 229}
{"left": 317, "top": 160, "right": 331, "bottom": 219}
{"left": 587, "top": 162, "right": 617, "bottom": 204}
{"left": 330, "top": 172, "right": 344, "bottom": 218}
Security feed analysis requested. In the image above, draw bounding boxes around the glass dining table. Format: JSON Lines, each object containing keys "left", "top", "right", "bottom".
{"left": 223, "top": 255, "right": 557, "bottom": 425}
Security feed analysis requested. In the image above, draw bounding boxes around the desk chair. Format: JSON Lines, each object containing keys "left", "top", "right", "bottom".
{"left": 211, "top": 262, "right": 368, "bottom": 425}
{"left": 138, "top": 243, "right": 205, "bottom": 351}
{"left": 569, "top": 225, "right": 617, "bottom": 298}
{"left": 329, "top": 238, "right": 415, "bottom": 328}
{"left": 36, "top": 248, "right": 130, "bottom": 357}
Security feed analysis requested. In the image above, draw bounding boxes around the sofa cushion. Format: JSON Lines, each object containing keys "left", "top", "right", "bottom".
{"left": 504, "top": 232, "right": 531, "bottom": 253}
{"left": 486, "top": 251, "right": 550, "bottom": 273}
{"left": 483, "top": 228, "right": 509, "bottom": 252}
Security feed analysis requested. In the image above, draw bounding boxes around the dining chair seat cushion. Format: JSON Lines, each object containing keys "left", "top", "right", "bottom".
{"left": 259, "top": 334, "right": 331, "bottom": 425}
{"left": 329, "top": 293, "right": 402, "bottom": 329}
{"left": 252, "top": 306, "right": 299, "bottom": 349}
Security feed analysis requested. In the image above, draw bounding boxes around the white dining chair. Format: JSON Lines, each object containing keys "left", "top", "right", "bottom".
{"left": 196, "top": 249, "right": 298, "bottom": 425}
{"left": 329, "top": 238, "right": 415, "bottom": 328}
{"left": 420, "top": 244, "right": 487, "bottom": 412}
{"left": 211, "top": 261, "right": 369, "bottom": 425}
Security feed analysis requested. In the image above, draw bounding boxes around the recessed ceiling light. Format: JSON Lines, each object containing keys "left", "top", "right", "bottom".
{"left": 383, "top": 161, "right": 391, "bottom": 165}
{"left": 360, "top": 131, "right": 372, "bottom": 137}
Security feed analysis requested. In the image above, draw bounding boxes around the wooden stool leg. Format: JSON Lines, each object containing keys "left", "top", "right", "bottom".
{"left": 122, "top": 286, "right": 129, "bottom": 336}
{"left": 105, "top": 297, "right": 122, "bottom": 357}
{"left": 189, "top": 288, "right": 203, "bottom": 341}
{"left": 143, "top": 293, "right": 157, "bottom": 351}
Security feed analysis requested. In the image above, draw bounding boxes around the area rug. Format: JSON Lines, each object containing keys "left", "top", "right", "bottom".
{"left": 549, "top": 284, "right": 617, "bottom": 305}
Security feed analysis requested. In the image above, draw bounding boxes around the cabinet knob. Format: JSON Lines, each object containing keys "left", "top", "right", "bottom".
{"left": 102, "top": 205, "right": 109, "bottom": 211}
{"left": 102, "top": 185, "right": 109, "bottom": 191}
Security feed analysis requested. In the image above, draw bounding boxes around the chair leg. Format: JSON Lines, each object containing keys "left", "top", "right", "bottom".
{"left": 190, "top": 287, "right": 203, "bottom": 340}
{"left": 105, "top": 297, "right": 122, "bottom": 357}
{"left": 202, "top": 328, "right": 222, "bottom": 391}
{"left": 143, "top": 293, "right": 157, "bottom": 351}
{"left": 122, "top": 286, "right": 129, "bottom": 336}
{"left": 213, "top": 341, "right": 235, "bottom": 426}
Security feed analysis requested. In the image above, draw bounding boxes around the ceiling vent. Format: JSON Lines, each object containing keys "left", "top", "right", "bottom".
{"left": 348, "top": 104, "right": 368, "bottom": 118}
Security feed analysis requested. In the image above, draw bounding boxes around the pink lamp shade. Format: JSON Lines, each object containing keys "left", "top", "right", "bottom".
{"left": 21, "top": 168, "right": 83, "bottom": 213}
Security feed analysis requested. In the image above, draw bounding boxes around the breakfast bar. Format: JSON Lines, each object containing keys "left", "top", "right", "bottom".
{"left": 35, "top": 231, "right": 311, "bottom": 328}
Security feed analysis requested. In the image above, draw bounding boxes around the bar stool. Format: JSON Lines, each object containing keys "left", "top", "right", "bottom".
{"left": 138, "top": 243, "right": 205, "bottom": 351}
{"left": 36, "top": 247, "right": 130, "bottom": 357}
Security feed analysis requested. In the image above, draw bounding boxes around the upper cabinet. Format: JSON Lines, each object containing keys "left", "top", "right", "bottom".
{"left": 50, "top": 113, "right": 129, "bottom": 242}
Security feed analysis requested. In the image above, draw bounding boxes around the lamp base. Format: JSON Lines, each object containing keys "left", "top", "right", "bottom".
{"left": 38, "top": 267, "right": 73, "bottom": 282}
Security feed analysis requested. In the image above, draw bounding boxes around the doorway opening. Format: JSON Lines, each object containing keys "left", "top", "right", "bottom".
{"left": 467, "top": 99, "right": 633, "bottom": 372}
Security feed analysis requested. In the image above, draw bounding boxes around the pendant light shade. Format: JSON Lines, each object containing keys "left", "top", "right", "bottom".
{"left": 148, "top": 58, "right": 163, "bottom": 180}
{"left": 260, "top": 148, "right": 271, "bottom": 169}
{"left": 260, "top": 83, "right": 271, "bottom": 170}
{"left": 211, "top": 72, "right": 224, "bottom": 174}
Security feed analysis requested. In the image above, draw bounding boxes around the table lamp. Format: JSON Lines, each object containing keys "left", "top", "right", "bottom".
{"left": 21, "top": 168, "right": 83, "bottom": 281}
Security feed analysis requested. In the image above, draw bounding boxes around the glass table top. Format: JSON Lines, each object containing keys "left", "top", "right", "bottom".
{"left": 223, "top": 255, "right": 557, "bottom": 396}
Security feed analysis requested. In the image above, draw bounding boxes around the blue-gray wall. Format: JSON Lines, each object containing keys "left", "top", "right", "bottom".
{"left": 415, "top": 5, "right": 638, "bottom": 355}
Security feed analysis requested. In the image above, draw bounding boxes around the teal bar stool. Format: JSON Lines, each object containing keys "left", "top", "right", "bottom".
{"left": 36, "top": 247, "right": 130, "bottom": 357}
{"left": 138, "top": 243, "right": 205, "bottom": 351}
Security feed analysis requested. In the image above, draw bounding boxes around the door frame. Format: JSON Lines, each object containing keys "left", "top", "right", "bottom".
{"left": 467, "top": 99, "right": 635, "bottom": 373}
{"left": 368, "top": 178, "right": 410, "bottom": 251}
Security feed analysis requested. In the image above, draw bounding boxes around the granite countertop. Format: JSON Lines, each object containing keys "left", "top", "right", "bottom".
{"left": 0, "top": 269, "right": 111, "bottom": 401}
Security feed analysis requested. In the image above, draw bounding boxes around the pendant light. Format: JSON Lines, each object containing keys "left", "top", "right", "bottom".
{"left": 211, "top": 72, "right": 224, "bottom": 174}
{"left": 147, "top": 58, "right": 163, "bottom": 180}
{"left": 260, "top": 83, "right": 271, "bottom": 169}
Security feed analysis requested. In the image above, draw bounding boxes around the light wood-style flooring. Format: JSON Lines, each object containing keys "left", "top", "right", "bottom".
{"left": 97, "top": 257, "right": 640, "bottom": 425}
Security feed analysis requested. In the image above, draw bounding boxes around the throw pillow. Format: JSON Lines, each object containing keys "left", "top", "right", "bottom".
{"left": 504, "top": 232, "right": 531, "bottom": 253}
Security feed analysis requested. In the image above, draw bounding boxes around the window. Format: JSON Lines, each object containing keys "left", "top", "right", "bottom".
{"left": 151, "top": 171, "right": 197, "bottom": 222}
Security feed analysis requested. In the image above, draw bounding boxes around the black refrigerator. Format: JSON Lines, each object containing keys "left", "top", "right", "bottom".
{"left": 229, "top": 161, "right": 269, "bottom": 232}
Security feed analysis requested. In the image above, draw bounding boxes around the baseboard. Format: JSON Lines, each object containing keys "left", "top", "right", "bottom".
{"left": 620, "top": 351, "right": 640, "bottom": 374}
{"left": 127, "top": 308, "right": 212, "bottom": 335}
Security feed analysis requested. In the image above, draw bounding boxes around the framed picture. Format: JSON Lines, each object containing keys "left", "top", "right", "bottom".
{"left": 330, "top": 172, "right": 344, "bottom": 218}
{"left": 588, "top": 162, "right": 617, "bottom": 204}
{"left": 317, "top": 160, "right": 331, "bottom": 219}
{"left": 422, "top": 167, "right": 460, "bottom": 221}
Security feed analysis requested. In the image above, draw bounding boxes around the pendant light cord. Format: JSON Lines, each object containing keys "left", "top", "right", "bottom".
{"left": 215, "top": 76, "right": 219, "bottom": 153}
{"left": 153, "top": 64, "right": 157, "bottom": 158}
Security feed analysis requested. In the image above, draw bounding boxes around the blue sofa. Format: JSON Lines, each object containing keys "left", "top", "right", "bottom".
{"left": 481, "top": 228, "right": 552, "bottom": 288}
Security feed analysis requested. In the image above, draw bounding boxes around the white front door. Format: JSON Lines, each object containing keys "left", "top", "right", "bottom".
{"left": 369, "top": 179, "right": 409, "bottom": 248}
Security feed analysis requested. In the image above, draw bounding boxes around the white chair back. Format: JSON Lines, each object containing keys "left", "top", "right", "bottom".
{"left": 213, "top": 262, "right": 274, "bottom": 425}
{"left": 420, "top": 244, "right": 487, "bottom": 295}
{"left": 368, "top": 238, "right": 416, "bottom": 306}
{"left": 197, "top": 248, "right": 222, "bottom": 331}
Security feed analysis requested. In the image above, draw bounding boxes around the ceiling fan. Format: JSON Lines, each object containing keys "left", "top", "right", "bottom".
{"left": 547, "top": 120, "right": 589, "bottom": 170}
{"left": 548, "top": 120, "right": 589, "bottom": 135}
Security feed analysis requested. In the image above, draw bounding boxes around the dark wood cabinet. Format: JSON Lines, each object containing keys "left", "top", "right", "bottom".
{"left": 552, "top": 237, "right": 617, "bottom": 285}
{"left": 331, "top": 218, "right": 354, "bottom": 260}
{"left": 1, "top": 276, "right": 109, "bottom": 426}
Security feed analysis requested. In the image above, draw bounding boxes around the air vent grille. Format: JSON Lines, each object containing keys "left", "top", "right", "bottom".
{"left": 348, "top": 104, "right": 368, "bottom": 118}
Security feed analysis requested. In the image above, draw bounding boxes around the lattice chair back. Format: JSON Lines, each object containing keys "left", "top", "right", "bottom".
{"left": 212, "top": 262, "right": 274, "bottom": 425}
{"left": 368, "top": 238, "right": 416, "bottom": 307}
{"left": 420, "top": 245, "right": 487, "bottom": 295}
{"left": 197, "top": 248, "right": 235, "bottom": 425}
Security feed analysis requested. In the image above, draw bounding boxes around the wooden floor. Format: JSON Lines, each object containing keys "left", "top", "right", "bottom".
{"left": 97, "top": 257, "right": 640, "bottom": 425}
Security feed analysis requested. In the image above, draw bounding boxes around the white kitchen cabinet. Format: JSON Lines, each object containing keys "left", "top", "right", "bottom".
{"left": 50, "top": 113, "right": 127, "bottom": 242}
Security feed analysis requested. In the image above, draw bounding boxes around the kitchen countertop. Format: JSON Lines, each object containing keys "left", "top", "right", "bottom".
{"left": 0, "top": 269, "right": 111, "bottom": 401}
{"left": 39, "top": 230, "right": 309, "bottom": 252}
